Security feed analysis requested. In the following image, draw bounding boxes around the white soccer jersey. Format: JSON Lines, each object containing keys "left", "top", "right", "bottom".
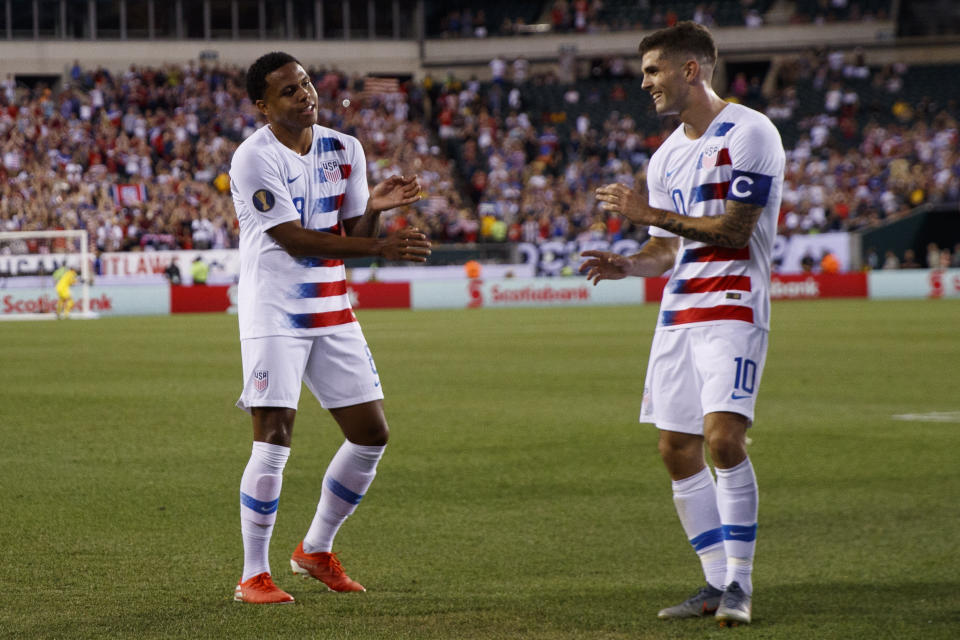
{"left": 230, "top": 124, "right": 369, "bottom": 339}
{"left": 647, "top": 102, "right": 785, "bottom": 331}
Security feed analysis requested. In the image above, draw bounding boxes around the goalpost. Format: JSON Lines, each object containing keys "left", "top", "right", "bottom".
{"left": 0, "top": 230, "right": 98, "bottom": 320}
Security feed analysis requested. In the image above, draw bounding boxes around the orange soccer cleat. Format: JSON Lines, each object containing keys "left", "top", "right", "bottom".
{"left": 233, "top": 572, "right": 295, "bottom": 604}
{"left": 290, "top": 541, "right": 366, "bottom": 592}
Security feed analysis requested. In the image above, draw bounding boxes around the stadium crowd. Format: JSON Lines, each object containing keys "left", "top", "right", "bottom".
{"left": 766, "top": 48, "right": 960, "bottom": 237}
{"left": 0, "top": 60, "right": 469, "bottom": 253}
{"left": 421, "top": 46, "right": 958, "bottom": 259}
{"left": 0, "top": 36, "right": 957, "bottom": 270}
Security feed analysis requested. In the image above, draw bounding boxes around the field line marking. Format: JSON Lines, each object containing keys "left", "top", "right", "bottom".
{"left": 892, "top": 411, "right": 960, "bottom": 423}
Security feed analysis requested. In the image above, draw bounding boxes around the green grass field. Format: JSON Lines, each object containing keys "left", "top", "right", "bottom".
{"left": 2, "top": 300, "right": 959, "bottom": 639}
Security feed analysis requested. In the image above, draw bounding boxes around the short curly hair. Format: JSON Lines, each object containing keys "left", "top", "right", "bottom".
{"left": 638, "top": 21, "right": 717, "bottom": 68}
{"left": 245, "top": 51, "right": 301, "bottom": 102}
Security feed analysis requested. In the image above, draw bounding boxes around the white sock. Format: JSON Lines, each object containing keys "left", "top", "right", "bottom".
{"left": 239, "top": 441, "right": 290, "bottom": 582}
{"left": 716, "top": 457, "right": 758, "bottom": 595}
{"left": 672, "top": 466, "right": 726, "bottom": 591}
{"left": 303, "top": 440, "right": 385, "bottom": 553}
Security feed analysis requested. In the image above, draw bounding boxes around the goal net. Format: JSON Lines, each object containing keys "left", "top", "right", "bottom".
{"left": 0, "top": 230, "right": 98, "bottom": 320}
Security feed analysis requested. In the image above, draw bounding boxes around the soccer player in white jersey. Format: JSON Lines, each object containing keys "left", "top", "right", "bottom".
{"left": 229, "top": 52, "right": 432, "bottom": 604}
{"left": 580, "top": 22, "right": 785, "bottom": 626}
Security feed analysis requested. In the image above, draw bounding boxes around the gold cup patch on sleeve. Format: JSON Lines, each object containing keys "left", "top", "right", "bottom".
{"left": 252, "top": 189, "right": 275, "bottom": 212}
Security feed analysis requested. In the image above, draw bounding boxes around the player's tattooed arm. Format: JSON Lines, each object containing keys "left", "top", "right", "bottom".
{"left": 653, "top": 201, "right": 763, "bottom": 249}
{"left": 596, "top": 183, "right": 762, "bottom": 248}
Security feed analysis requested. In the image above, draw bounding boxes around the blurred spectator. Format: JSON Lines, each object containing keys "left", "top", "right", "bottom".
{"left": 820, "top": 250, "right": 840, "bottom": 274}
{"left": 882, "top": 250, "right": 900, "bottom": 269}
{"left": 693, "top": 4, "right": 716, "bottom": 27}
{"left": 190, "top": 255, "right": 208, "bottom": 284}
{"left": 473, "top": 10, "right": 488, "bottom": 38}
{"left": 512, "top": 57, "right": 530, "bottom": 84}
{"left": 490, "top": 55, "right": 507, "bottom": 85}
{"left": 164, "top": 257, "right": 182, "bottom": 284}
{"left": 925, "top": 242, "right": 941, "bottom": 269}
{"left": 464, "top": 259, "right": 482, "bottom": 279}
{"left": 901, "top": 249, "right": 921, "bottom": 268}
{"left": 938, "top": 247, "right": 952, "bottom": 269}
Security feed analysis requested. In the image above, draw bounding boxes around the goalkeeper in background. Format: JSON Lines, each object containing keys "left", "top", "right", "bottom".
{"left": 54, "top": 265, "right": 80, "bottom": 319}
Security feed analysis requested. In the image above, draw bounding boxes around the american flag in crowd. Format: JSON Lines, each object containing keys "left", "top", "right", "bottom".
{"left": 111, "top": 183, "right": 147, "bottom": 207}
{"left": 420, "top": 195, "right": 447, "bottom": 215}
{"left": 362, "top": 76, "right": 400, "bottom": 96}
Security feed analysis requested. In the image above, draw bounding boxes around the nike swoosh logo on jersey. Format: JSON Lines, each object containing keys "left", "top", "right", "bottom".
{"left": 666, "top": 168, "right": 678, "bottom": 177}
{"left": 731, "top": 392, "right": 752, "bottom": 400}
{"left": 287, "top": 174, "right": 302, "bottom": 184}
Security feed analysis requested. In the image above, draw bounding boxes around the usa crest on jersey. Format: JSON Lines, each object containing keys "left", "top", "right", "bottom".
{"left": 321, "top": 160, "right": 342, "bottom": 183}
{"left": 253, "top": 370, "right": 269, "bottom": 392}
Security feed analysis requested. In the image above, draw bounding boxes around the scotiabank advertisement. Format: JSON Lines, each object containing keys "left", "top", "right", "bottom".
{"left": 0, "top": 285, "right": 169, "bottom": 317}
{"left": 768, "top": 273, "right": 868, "bottom": 299}
{"left": 644, "top": 272, "right": 868, "bottom": 302}
{"left": 412, "top": 278, "right": 646, "bottom": 309}
{"left": 167, "top": 279, "right": 646, "bottom": 312}
{"left": 3, "top": 270, "right": 955, "bottom": 319}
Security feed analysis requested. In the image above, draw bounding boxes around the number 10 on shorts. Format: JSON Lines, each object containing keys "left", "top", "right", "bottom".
{"left": 733, "top": 357, "right": 757, "bottom": 396}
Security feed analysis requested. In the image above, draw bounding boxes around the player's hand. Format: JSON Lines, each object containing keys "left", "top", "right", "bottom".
{"left": 368, "top": 175, "right": 422, "bottom": 214}
{"left": 595, "top": 183, "right": 654, "bottom": 226}
{"left": 380, "top": 227, "right": 431, "bottom": 262}
{"left": 579, "top": 250, "right": 631, "bottom": 285}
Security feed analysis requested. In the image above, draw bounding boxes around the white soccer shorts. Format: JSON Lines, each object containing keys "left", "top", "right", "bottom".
{"left": 639, "top": 323, "right": 768, "bottom": 435}
{"left": 237, "top": 326, "right": 384, "bottom": 412}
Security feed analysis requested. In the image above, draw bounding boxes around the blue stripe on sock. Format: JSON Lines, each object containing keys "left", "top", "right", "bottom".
{"left": 722, "top": 523, "right": 757, "bottom": 542}
{"left": 326, "top": 477, "right": 364, "bottom": 505}
{"left": 690, "top": 527, "right": 724, "bottom": 551}
{"left": 240, "top": 492, "right": 279, "bottom": 515}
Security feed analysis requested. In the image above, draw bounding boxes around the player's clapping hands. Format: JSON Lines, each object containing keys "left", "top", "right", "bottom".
{"left": 595, "top": 183, "right": 655, "bottom": 226}
{"left": 369, "top": 175, "right": 422, "bottom": 213}
{"left": 381, "top": 227, "right": 431, "bottom": 262}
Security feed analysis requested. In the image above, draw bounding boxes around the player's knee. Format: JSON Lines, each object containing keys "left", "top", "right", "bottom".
{"left": 657, "top": 432, "right": 701, "bottom": 470}
{"left": 251, "top": 408, "right": 295, "bottom": 446}
{"left": 355, "top": 422, "right": 389, "bottom": 447}
{"left": 257, "top": 425, "right": 293, "bottom": 447}
{"left": 706, "top": 432, "right": 746, "bottom": 467}
{"left": 657, "top": 436, "right": 679, "bottom": 461}
{"left": 367, "top": 421, "right": 390, "bottom": 447}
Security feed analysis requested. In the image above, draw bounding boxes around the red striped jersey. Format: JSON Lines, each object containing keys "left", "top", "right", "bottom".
{"left": 229, "top": 124, "right": 368, "bottom": 339}
{"left": 646, "top": 102, "right": 785, "bottom": 331}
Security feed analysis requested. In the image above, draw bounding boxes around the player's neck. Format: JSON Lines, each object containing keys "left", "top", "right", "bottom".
{"left": 680, "top": 92, "right": 728, "bottom": 140}
{"left": 268, "top": 122, "right": 314, "bottom": 155}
